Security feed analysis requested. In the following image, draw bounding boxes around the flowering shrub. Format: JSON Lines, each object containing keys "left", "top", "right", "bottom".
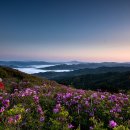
{"left": 0, "top": 81, "right": 130, "bottom": 130}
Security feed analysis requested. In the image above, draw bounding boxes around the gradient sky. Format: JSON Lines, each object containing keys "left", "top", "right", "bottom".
{"left": 0, "top": 0, "right": 130, "bottom": 62}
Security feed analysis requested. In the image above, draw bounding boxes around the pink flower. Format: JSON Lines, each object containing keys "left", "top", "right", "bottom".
{"left": 8, "top": 117, "right": 14, "bottom": 124}
{"left": 53, "top": 108, "right": 59, "bottom": 113}
{"left": 33, "top": 95, "right": 39, "bottom": 103}
{"left": 68, "top": 124, "right": 74, "bottom": 129}
{"left": 2, "top": 99, "right": 10, "bottom": 108}
{"left": 0, "top": 107, "right": 5, "bottom": 113}
{"left": 89, "top": 126, "right": 94, "bottom": 130}
{"left": 37, "top": 105, "right": 43, "bottom": 115}
{"left": 40, "top": 116, "right": 45, "bottom": 122}
{"left": 0, "top": 96, "right": 3, "bottom": 100}
{"left": 15, "top": 114, "right": 21, "bottom": 121}
{"left": 56, "top": 104, "right": 61, "bottom": 109}
{"left": 109, "top": 120, "right": 117, "bottom": 128}
{"left": 85, "top": 100, "right": 89, "bottom": 106}
{"left": 101, "top": 95, "right": 105, "bottom": 99}
{"left": 91, "top": 93, "right": 98, "bottom": 98}
{"left": 66, "top": 93, "right": 72, "bottom": 98}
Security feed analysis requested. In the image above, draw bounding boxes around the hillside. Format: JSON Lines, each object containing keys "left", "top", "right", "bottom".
{"left": 0, "top": 66, "right": 60, "bottom": 92}
{"left": 0, "top": 66, "right": 130, "bottom": 129}
{"left": 55, "top": 71, "right": 130, "bottom": 92}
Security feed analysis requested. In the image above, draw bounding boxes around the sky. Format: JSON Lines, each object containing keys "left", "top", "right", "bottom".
{"left": 0, "top": 0, "right": 130, "bottom": 62}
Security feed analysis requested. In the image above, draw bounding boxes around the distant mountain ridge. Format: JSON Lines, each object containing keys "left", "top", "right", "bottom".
{"left": 40, "top": 64, "right": 89, "bottom": 70}
{"left": 1, "top": 61, "right": 130, "bottom": 69}
{"left": 0, "top": 61, "right": 53, "bottom": 67}
{"left": 39, "top": 62, "right": 130, "bottom": 71}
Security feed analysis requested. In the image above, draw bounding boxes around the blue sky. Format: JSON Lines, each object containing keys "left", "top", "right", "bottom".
{"left": 0, "top": 0, "right": 130, "bottom": 62}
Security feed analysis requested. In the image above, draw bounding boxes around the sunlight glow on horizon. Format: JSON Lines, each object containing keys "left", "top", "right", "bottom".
{"left": 1, "top": 40, "right": 130, "bottom": 62}
{"left": 0, "top": 0, "right": 130, "bottom": 62}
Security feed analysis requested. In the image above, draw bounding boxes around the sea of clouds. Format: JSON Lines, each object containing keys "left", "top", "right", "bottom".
{"left": 14, "top": 64, "right": 72, "bottom": 74}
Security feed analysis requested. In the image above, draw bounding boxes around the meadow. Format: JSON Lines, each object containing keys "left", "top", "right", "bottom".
{"left": 0, "top": 66, "right": 130, "bottom": 130}
{"left": 1, "top": 81, "right": 130, "bottom": 130}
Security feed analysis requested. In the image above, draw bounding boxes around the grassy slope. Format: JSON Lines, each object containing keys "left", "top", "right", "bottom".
{"left": 1, "top": 66, "right": 130, "bottom": 93}
{"left": 1, "top": 67, "right": 130, "bottom": 129}
{"left": 0, "top": 66, "right": 61, "bottom": 92}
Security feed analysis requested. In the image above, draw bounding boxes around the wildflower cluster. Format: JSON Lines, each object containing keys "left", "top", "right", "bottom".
{"left": 0, "top": 94, "right": 10, "bottom": 114}
{"left": 0, "top": 81, "right": 130, "bottom": 130}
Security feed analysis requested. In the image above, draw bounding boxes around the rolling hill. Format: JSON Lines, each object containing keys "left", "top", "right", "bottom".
{"left": 0, "top": 66, "right": 60, "bottom": 92}
{"left": 55, "top": 71, "right": 130, "bottom": 92}
{"left": 35, "top": 66, "right": 130, "bottom": 79}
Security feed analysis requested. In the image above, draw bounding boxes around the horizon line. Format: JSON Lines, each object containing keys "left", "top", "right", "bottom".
{"left": 0, "top": 60, "right": 130, "bottom": 64}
